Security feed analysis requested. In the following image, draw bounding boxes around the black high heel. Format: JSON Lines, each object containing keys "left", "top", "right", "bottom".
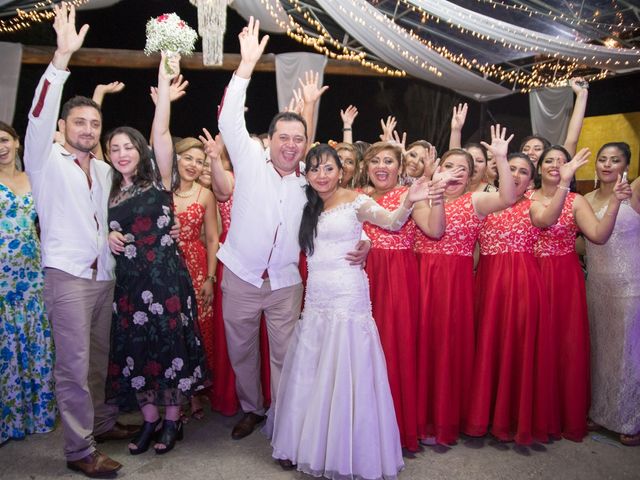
{"left": 128, "top": 418, "right": 162, "bottom": 455}
{"left": 154, "top": 420, "right": 184, "bottom": 455}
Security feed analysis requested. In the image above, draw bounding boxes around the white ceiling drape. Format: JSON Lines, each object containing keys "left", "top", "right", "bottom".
{"left": 408, "top": 0, "right": 640, "bottom": 72}
{"left": 315, "top": 0, "right": 512, "bottom": 101}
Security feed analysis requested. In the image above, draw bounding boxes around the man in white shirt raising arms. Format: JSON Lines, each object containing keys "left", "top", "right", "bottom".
{"left": 24, "top": 4, "right": 137, "bottom": 478}
{"left": 217, "top": 17, "right": 369, "bottom": 462}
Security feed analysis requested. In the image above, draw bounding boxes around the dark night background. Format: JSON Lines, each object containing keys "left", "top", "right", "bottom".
{"left": 4, "top": 0, "right": 640, "bottom": 153}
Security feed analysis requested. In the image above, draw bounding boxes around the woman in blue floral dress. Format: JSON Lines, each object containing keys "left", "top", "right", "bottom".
{"left": 0, "top": 121, "right": 56, "bottom": 444}
{"left": 105, "top": 55, "right": 209, "bottom": 455}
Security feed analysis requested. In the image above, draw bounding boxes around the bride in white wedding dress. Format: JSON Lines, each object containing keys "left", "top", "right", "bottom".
{"left": 270, "top": 144, "right": 445, "bottom": 480}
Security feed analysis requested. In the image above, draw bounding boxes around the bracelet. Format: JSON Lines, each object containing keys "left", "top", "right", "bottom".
{"left": 557, "top": 185, "right": 570, "bottom": 192}
{"left": 206, "top": 275, "right": 216, "bottom": 283}
{"left": 342, "top": 127, "right": 352, "bottom": 131}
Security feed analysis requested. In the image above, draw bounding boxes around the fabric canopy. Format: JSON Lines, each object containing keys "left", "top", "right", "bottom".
{"left": 408, "top": 0, "right": 640, "bottom": 72}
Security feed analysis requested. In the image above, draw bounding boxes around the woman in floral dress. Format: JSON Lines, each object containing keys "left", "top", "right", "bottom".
{"left": 0, "top": 121, "right": 56, "bottom": 444}
{"left": 105, "top": 54, "right": 209, "bottom": 455}
{"left": 173, "top": 137, "right": 219, "bottom": 419}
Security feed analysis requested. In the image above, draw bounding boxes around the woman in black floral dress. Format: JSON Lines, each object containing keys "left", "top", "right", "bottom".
{"left": 105, "top": 53, "right": 208, "bottom": 455}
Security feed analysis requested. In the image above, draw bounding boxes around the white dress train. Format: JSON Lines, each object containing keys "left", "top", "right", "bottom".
{"left": 271, "top": 194, "right": 407, "bottom": 480}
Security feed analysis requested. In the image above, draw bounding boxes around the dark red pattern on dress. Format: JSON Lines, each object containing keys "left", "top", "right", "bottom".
{"left": 416, "top": 192, "right": 483, "bottom": 256}
{"left": 363, "top": 187, "right": 416, "bottom": 250}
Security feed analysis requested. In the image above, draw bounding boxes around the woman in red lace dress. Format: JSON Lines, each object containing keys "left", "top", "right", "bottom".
{"left": 465, "top": 151, "right": 585, "bottom": 445}
{"left": 173, "top": 138, "right": 219, "bottom": 418}
{"left": 200, "top": 131, "right": 272, "bottom": 415}
{"left": 415, "top": 126, "right": 516, "bottom": 446}
{"left": 528, "top": 146, "right": 629, "bottom": 441}
{"left": 360, "top": 141, "right": 446, "bottom": 451}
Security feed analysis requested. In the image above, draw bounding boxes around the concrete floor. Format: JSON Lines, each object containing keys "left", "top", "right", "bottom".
{"left": 1, "top": 411, "right": 639, "bottom": 480}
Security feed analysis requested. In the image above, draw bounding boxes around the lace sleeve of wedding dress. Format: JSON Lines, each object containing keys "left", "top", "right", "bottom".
{"left": 354, "top": 194, "right": 412, "bottom": 231}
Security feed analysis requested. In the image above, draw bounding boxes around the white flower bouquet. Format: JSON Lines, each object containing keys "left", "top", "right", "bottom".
{"left": 144, "top": 13, "right": 198, "bottom": 73}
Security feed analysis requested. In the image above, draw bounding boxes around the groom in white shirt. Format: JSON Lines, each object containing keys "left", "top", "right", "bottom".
{"left": 217, "top": 17, "right": 368, "bottom": 450}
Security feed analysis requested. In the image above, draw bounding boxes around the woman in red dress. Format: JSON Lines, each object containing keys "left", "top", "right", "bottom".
{"left": 465, "top": 151, "right": 585, "bottom": 444}
{"left": 529, "top": 145, "right": 629, "bottom": 441}
{"left": 361, "top": 141, "right": 446, "bottom": 451}
{"left": 415, "top": 126, "right": 516, "bottom": 446}
{"left": 200, "top": 131, "right": 272, "bottom": 415}
{"left": 173, "top": 138, "right": 219, "bottom": 419}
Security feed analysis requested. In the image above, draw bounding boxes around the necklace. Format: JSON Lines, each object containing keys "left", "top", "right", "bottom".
{"left": 174, "top": 183, "right": 198, "bottom": 198}
{"left": 120, "top": 182, "right": 136, "bottom": 192}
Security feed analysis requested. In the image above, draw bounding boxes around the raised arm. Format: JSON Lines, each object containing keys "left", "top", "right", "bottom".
{"left": 200, "top": 128, "right": 235, "bottom": 202}
{"left": 151, "top": 52, "right": 180, "bottom": 189}
{"left": 218, "top": 17, "right": 269, "bottom": 171}
{"left": 25, "top": 3, "right": 88, "bottom": 174}
{"left": 91, "top": 81, "right": 125, "bottom": 160}
{"left": 472, "top": 124, "right": 516, "bottom": 217}
{"left": 449, "top": 103, "right": 468, "bottom": 149}
{"left": 299, "top": 70, "right": 329, "bottom": 147}
{"left": 574, "top": 175, "right": 632, "bottom": 244}
{"left": 530, "top": 148, "right": 590, "bottom": 228}
{"left": 340, "top": 105, "right": 358, "bottom": 143}
{"left": 563, "top": 78, "right": 589, "bottom": 157}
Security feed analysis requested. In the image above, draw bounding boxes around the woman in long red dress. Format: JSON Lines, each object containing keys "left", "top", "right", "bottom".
{"left": 529, "top": 145, "right": 629, "bottom": 441}
{"left": 173, "top": 138, "right": 219, "bottom": 419}
{"left": 415, "top": 126, "right": 516, "bottom": 446}
{"left": 200, "top": 131, "right": 272, "bottom": 415}
{"left": 361, "top": 141, "right": 446, "bottom": 452}
{"left": 465, "top": 152, "right": 585, "bottom": 444}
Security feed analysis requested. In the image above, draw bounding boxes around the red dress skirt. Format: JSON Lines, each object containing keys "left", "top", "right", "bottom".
{"left": 415, "top": 193, "right": 483, "bottom": 445}
{"left": 534, "top": 192, "right": 589, "bottom": 441}
{"left": 465, "top": 198, "right": 550, "bottom": 445}
{"left": 364, "top": 187, "right": 419, "bottom": 452}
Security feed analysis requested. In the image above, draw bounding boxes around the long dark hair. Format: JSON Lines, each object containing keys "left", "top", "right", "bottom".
{"left": 299, "top": 144, "right": 343, "bottom": 256}
{"left": 105, "top": 126, "right": 157, "bottom": 200}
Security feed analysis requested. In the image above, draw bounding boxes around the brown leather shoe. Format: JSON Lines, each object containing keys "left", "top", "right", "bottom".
{"left": 278, "top": 459, "right": 296, "bottom": 471}
{"left": 231, "top": 413, "right": 266, "bottom": 440}
{"left": 95, "top": 422, "right": 141, "bottom": 443}
{"left": 67, "top": 450, "right": 122, "bottom": 478}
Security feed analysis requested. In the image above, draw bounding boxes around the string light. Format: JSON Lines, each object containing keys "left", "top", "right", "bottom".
{"left": 259, "top": 0, "right": 619, "bottom": 92}
{"left": 471, "top": 0, "right": 637, "bottom": 32}
{"left": 258, "top": 0, "right": 406, "bottom": 77}
{"left": 0, "top": 0, "right": 91, "bottom": 34}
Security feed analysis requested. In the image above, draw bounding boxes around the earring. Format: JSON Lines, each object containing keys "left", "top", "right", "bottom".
{"left": 593, "top": 170, "right": 598, "bottom": 190}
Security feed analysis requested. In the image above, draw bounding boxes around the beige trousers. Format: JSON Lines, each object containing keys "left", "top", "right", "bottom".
{"left": 43, "top": 268, "right": 119, "bottom": 461}
{"left": 221, "top": 266, "right": 303, "bottom": 415}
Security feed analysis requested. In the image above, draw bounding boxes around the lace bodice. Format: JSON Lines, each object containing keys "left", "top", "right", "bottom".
{"left": 415, "top": 192, "right": 483, "bottom": 256}
{"left": 363, "top": 187, "right": 416, "bottom": 251}
{"left": 305, "top": 194, "right": 411, "bottom": 313}
{"left": 533, "top": 192, "right": 579, "bottom": 257}
{"left": 479, "top": 198, "right": 541, "bottom": 256}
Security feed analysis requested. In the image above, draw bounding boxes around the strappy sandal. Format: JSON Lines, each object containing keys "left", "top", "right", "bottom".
{"left": 154, "top": 420, "right": 184, "bottom": 455}
{"left": 128, "top": 418, "right": 162, "bottom": 455}
{"left": 620, "top": 433, "right": 640, "bottom": 446}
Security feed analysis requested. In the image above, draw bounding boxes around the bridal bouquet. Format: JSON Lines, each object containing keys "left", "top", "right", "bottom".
{"left": 144, "top": 13, "right": 198, "bottom": 57}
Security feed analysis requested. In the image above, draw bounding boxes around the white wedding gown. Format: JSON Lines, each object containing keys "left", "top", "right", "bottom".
{"left": 271, "top": 194, "right": 407, "bottom": 480}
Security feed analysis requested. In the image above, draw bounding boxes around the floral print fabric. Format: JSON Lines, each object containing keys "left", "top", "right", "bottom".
{"left": 105, "top": 186, "right": 209, "bottom": 410}
{"left": 0, "top": 184, "right": 56, "bottom": 444}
